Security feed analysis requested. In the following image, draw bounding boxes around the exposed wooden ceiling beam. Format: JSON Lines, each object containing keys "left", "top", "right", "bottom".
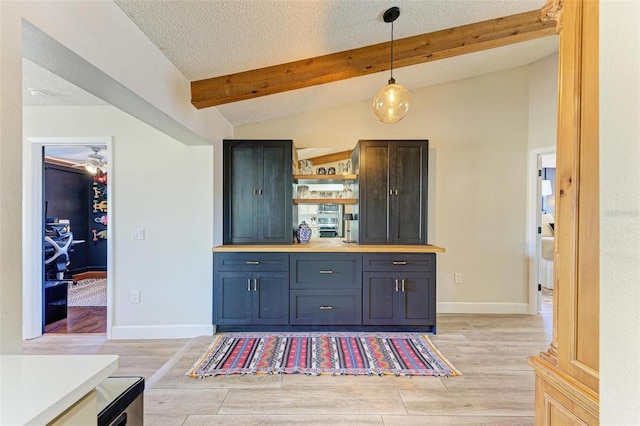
{"left": 191, "top": 9, "right": 556, "bottom": 109}
{"left": 305, "top": 150, "right": 353, "bottom": 166}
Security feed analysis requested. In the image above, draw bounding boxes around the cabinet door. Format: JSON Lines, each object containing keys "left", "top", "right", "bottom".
{"left": 224, "top": 143, "right": 259, "bottom": 244}
{"left": 358, "top": 141, "right": 390, "bottom": 244}
{"left": 397, "top": 272, "right": 435, "bottom": 325}
{"left": 390, "top": 141, "right": 428, "bottom": 245}
{"left": 257, "top": 142, "right": 292, "bottom": 244}
{"left": 362, "top": 272, "right": 398, "bottom": 325}
{"left": 253, "top": 272, "right": 289, "bottom": 325}
{"left": 213, "top": 272, "right": 252, "bottom": 325}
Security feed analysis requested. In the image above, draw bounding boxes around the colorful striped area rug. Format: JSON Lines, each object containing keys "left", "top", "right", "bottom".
{"left": 187, "top": 333, "right": 460, "bottom": 378}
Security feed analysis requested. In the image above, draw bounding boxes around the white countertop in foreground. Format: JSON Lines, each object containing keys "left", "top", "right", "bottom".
{"left": 0, "top": 354, "right": 118, "bottom": 425}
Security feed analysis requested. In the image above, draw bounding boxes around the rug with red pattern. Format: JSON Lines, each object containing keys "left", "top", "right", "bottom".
{"left": 187, "top": 333, "right": 460, "bottom": 377}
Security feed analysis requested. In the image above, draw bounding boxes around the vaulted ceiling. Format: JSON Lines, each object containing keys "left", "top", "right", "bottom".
{"left": 23, "top": 1, "right": 558, "bottom": 127}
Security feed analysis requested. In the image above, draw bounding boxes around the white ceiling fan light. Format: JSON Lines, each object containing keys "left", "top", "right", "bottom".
{"left": 82, "top": 147, "right": 107, "bottom": 175}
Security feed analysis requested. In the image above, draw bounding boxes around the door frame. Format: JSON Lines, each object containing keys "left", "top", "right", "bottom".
{"left": 526, "top": 146, "right": 556, "bottom": 314}
{"left": 23, "top": 136, "right": 113, "bottom": 339}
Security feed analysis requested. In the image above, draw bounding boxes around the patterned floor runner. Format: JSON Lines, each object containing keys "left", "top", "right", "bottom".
{"left": 68, "top": 278, "right": 107, "bottom": 306}
{"left": 187, "top": 333, "right": 460, "bottom": 377}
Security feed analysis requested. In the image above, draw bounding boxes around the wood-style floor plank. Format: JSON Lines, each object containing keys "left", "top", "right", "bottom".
{"left": 23, "top": 292, "right": 553, "bottom": 425}
{"left": 44, "top": 306, "right": 107, "bottom": 334}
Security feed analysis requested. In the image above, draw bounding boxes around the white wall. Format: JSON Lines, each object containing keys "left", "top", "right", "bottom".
{"left": 600, "top": 0, "right": 640, "bottom": 423}
{"left": 237, "top": 65, "right": 543, "bottom": 313}
{"left": 24, "top": 106, "right": 215, "bottom": 338}
{"left": 0, "top": 1, "right": 233, "bottom": 349}
{"left": 528, "top": 53, "right": 559, "bottom": 151}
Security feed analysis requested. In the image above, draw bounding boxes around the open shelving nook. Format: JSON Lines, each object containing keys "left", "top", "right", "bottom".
{"left": 293, "top": 174, "right": 357, "bottom": 205}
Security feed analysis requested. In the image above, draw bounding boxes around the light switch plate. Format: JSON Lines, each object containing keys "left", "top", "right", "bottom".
{"left": 131, "top": 228, "right": 145, "bottom": 240}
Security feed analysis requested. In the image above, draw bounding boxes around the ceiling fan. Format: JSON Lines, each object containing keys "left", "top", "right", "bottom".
{"left": 76, "top": 147, "right": 107, "bottom": 175}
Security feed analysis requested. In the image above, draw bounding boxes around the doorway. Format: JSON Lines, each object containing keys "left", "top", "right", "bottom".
{"left": 42, "top": 145, "right": 108, "bottom": 334}
{"left": 527, "top": 147, "right": 556, "bottom": 315}
{"left": 23, "top": 137, "right": 113, "bottom": 340}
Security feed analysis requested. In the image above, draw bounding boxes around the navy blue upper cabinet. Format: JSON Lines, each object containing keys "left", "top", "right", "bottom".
{"left": 223, "top": 140, "right": 293, "bottom": 244}
{"left": 354, "top": 140, "right": 428, "bottom": 245}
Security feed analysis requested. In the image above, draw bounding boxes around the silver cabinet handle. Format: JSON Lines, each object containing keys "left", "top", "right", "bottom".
{"left": 319, "top": 306, "right": 333, "bottom": 310}
{"left": 389, "top": 189, "right": 393, "bottom": 195}
{"left": 247, "top": 278, "right": 251, "bottom": 292}
{"left": 393, "top": 261, "right": 407, "bottom": 265}
{"left": 395, "top": 279, "right": 399, "bottom": 292}
{"left": 401, "top": 279, "right": 406, "bottom": 292}
{"left": 246, "top": 261, "right": 260, "bottom": 265}
{"left": 253, "top": 278, "right": 258, "bottom": 292}
{"left": 394, "top": 189, "right": 398, "bottom": 195}
{"left": 253, "top": 189, "right": 258, "bottom": 195}
{"left": 319, "top": 270, "right": 333, "bottom": 274}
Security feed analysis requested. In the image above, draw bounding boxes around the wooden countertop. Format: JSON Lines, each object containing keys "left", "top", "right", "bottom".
{"left": 213, "top": 240, "right": 445, "bottom": 253}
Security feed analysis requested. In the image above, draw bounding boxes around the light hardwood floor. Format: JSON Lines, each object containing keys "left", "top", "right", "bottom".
{"left": 23, "top": 296, "right": 552, "bottom": 425}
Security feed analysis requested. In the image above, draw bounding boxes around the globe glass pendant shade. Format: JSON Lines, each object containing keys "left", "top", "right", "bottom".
{"left": 372, "top": 78, "right": 411, "bottom": 123}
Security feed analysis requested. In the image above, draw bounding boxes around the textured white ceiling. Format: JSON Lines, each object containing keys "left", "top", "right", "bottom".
{"left": 24, "top": 1, "right": 558, "bottom": 128}
{"left": 114, "top": 0, "right": 559, "bottom": 126}
{"left": 114, "top": 0, "right": 549, "bottom": 80}
{"left": 23, "top": 58, "right": 107, "bottom": 107}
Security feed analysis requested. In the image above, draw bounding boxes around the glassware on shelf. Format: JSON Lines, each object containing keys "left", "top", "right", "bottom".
{"left": 342, "top": 182, "right": 353, "bottom": 199}
{"left": 298, "top": 185, "right": 309, "bottom": 198}
{"left": 299, "top": 159, "right": 313, "bottom": 175}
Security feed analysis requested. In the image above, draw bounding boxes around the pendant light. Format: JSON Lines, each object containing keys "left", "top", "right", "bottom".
{"left": 372, "top": 6, "right": 411, "bottom": 123}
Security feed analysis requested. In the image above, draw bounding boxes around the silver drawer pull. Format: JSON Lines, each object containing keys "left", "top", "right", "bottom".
{"left": 319, "top": 270, "right": 333, "bottom": 274}
{"left": 393, "top": 261, "right": 407, "bottom": 265}
{"left": 319, "top": 306, "right": 333, "bottom": 310}
{"left": 246, "top": 261, "right": 260, "bottom": 265}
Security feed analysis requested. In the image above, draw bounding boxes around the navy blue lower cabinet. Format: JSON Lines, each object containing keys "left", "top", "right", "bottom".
{"left": 362, "top": 253, "right": 436, "bottom": 331}
{"left": 214, "top": 271, "right": 289, "bottom": 326}
{"left": 363, "top": 271, "right": 435, "bottom": 326}
{"left": 290, "top": 290, "right": 362, "bottom": 325}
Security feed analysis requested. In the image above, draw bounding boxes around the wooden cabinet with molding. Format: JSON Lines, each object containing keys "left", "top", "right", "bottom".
{"left": 528, "top": 0, "right": 600, "bottom": 423}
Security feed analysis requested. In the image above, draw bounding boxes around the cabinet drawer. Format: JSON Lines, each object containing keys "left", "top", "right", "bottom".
{"left": 215, "top": 252, "right": 289, "bottom": 272}
{"left": 290, "top": 290, "right": 362, "bottom": 325}
{"left": 290, "top": 254, "right": 362, "bottom": 289}
{"left": 362, "top": 253, "right": 435, "bottom": 272}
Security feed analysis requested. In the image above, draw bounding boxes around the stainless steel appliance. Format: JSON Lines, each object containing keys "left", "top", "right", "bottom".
{"left": 97, "top": 376, "right": 144, "bottom": 426}
{"left": 317, "top": 204, "right": 342, "bottom": 237}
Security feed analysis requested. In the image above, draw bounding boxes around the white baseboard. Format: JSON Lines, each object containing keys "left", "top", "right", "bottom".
{"left": 110, "top": 324, "right": 214, "bottom": 340}
{"left": 437, "top": 302, "right": 529, "bottom": 314}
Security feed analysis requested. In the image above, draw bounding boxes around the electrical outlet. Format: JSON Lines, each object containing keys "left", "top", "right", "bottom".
{"left": 454, "top": 272, "right": 463, "bottom": 284}
{"left": 130, "top": 290, "right": 141, "bottom": 304}
{"left": 131, "top": 228, "right": 145, "bottom": 240}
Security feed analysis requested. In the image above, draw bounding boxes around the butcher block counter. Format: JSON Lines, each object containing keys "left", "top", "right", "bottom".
{"left": 212, "top": 241, "right": 445, "bottom": 253}
{"left": 212, "top": 242, "right": 444, "bottom": 333}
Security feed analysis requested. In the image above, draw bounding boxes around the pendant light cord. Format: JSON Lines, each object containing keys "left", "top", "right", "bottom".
{"left": 390, "top": 20, "right": 394, "bottom": 80}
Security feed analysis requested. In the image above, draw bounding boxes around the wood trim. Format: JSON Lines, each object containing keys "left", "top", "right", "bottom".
{"left": 305, "top": 150, "right": 353, "bottom": 166}
{"left": 293, "top": 198, "right": 357, "bottom": 205}
{"left": 531, "top": 0, "right": 599, "bottom": 423}
{"left": 528, "top": 356, "right": 599, "bottom": 417}
{"left": 542, "top": 0, "right": 564, "bottom": 32}
{"left": 72, "top": 271, "right": 107, "bottom": 281}
{"left": 44, "top": 156, "right": 82, "bottom": 169}
{"left": 212, "top": 244, "right": 445, "bottom": 253}
{"left": 191, "top": 10, "right": 557, "bottom": 108}
{"left": 293, "top": 174, "right": 357, "bottom": 183}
